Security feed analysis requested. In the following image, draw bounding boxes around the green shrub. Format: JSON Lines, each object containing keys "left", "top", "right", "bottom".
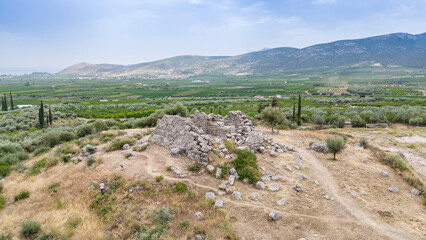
{"left": 409, "top": 117, "right": 423, "bottom": 126}
{"left": 174, "top": 182, "right": 187, "bottom": 193}
{"left": 48, "top": 183, "right": 60, "bottom": 194}
{"left": 0, "top": 233, "right": 12, "bottom": 240}
{"left": 133, "top": 143, "right": 150, "bottom": 152}
{"left": 87, "top": 156, "right": 95, "bottom": 167}
{"left": 109, "top": 174, "right": 124, "bottom": 191}
{"left": 14, "top": 190, "right": 30, "bottom": 201}
{"left": 187, "top": 161, "right": 203, "bottom": 172}
{"left": 125, "top": 153, "right": 133, "bottom": 159}
{"left": 59, "top": 131, "right": 75, "bottom": 142}
{"left": 0, "top": 195, "right": 5, "bottom": 211}
{"left": 152, "top": 207, "right": 172, "bottom": 224}
{"left": 35, "top": 232, "right": 55, "bottom": 240}
{"left": 0, "top": 183, "right": 3, "bottom": 193}
{"left": 232, "top": 149, "right": 261, "bottom": 184}
{"left": 179, "top": 219, "right": 190, "bottom": 228}
{"left": 0, "top": 162, "right": 11, "bottom": 178}
{"left": 42, "top": 131, "right": 61, "bottom": 147}
{"left": 407, "top": 143, "right": 416, "bottom": 149}
{"left": 76, "top": 124, "right": 93, "bottom": 138}
{"left": 27, "top": 158, "right": 58, "bottom": 176}
{"left": 386, "top": 155, "right": 409, "bottom": 172}
{"left": 359, "top": 137, "right": 369, "bottom": 149}
{"left": 66, "top": 217, "right": 81, "bottom": 229}
{"left": 326, "top": 137, "right": 346, "bottom": 160}
{"left": 33, "top": 145, "right": 51, "bottom": 156}
{"left": 105, "top": 139, "right": 135, "bottom": 152}
{"left": 20, "top": 219, "right": 41, "bottom": 238}
{"left": 155, "top": 175, "right": 164, "bottom": 182}
{"left": 85, "top": 145, "right": 96, "bottom": 154}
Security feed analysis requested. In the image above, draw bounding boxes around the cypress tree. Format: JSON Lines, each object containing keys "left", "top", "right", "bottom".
{"left": 39, "top": 101, "right": 45, "bottom": 128}
{"left": 10, "top": 92, "right": 14, "bottom": 110}
{"left": 292, "top": 104, "right": 296, "bottom": 121}
{"left": 2, "top": 94, "right": 7, "bottom": 111}
{"left": 48, "top": 106, "right": 53, "bottom": 125}
{"left": 271, "top": 97, "right": 278, "bottom": 107}
{"left": 297, "top": 94, "right": 302, "bottom": 126}
{"left": 258, "top": 103, "right": 262, "bottom": 113}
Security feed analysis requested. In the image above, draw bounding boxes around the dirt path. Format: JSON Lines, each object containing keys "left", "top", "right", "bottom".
{"left": 271, "top": 132, "right": 419, "bottom": 240}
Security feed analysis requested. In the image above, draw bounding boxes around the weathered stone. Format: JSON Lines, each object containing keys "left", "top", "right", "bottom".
{"left": 214, "top": 199, "right": 224, "bottom": 208}
{"left": 225, "top": 187, "right": 235, "bottom": 194}
{"left": 122, "top": 144, "right": 130, "bottom": 150}
{"left": 277, "top": 198, "right": 288, "bottom": 206}
{"left": 379, "top": 171, "right": 389, "bottom": 177}
{"left": 218, "top": 181, "right": 227, "bottom": 190}
{"left": 268, "top": 183, "right": 279, "bottom": 192}
{"left": 297, "top": 174, "right": 307, "bottom": 180}
{"left": 232, "top": 191, "right": 242, "bottom": 200}
{"left": 215, "top": 167, "right": 222, "bottom": 179}
{"left": 284, "top": 165, "right": 292, "bottom": 172}
{"left": 268, "top": 211, "right": 280, "bottom": 221}
{"left": 205, "top": 192, "right": 216, "bottom": 200}
{"left": 269, "top": 150, "right": 277, "bottom": 157}
{"left": 194, "top": 212, "right": 203, "bottom": 218}
{"left": 206, "top": 165, "right": 215, "bottom": 172}
{"left": 361, "top": 190, "right": 367, "bottom": 195}
{"left": 257, "top": 146, "right": 265, "bottom": 154}
{"left": 388, "top": 188, "right": 399, "bottom": 193}
{"left": 228, "top": 175, "right": 235, "bottom": 185}
{"left": 170, "top": 147, "right": 187, "bottom": 157}
{"left": 310, "top": 141, "right": 328, "bottom": 154}
{"left": 229, "top": 168, "right": 237, "bottom": 175}
{"left": 411, "top": 189, "right": 421, "bottom": 195}
{"left": 250, "top": 192, "right": 258, "bottom": 200}
{"left": 294, "top": 184, "right": 302, "bottom": 192}
{"left": 256, "top": 181, "right": 265, "bottom": 190}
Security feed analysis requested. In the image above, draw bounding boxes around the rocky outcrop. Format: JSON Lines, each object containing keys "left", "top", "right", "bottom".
{"left": 310, "top": 141, "right": 328, "bottom": 154}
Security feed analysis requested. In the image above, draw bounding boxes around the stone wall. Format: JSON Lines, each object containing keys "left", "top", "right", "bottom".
{"left": 149, "top": 110, "right": 270, "bottom": 163}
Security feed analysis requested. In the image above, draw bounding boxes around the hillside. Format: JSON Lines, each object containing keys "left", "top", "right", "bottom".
{"left": 58, "top": 32, "right": 426, "bottom": 76}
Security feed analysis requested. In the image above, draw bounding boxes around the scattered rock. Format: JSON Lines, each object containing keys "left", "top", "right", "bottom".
{"left": 214, "top": 199, "right": 224, "bottom": 208}
{"left": 314, "top": 180, "right": 319, "bottom": 185}
{"left": 377, "top": 210, "right": 393, "bottom": 217}
{"left": 249, "top": 192, "right": 258, "bottom": 200}
{"left": 268, "top": 211, "right": 280, "bottom": 221}
{"left": 226, "top": 187, "right": 235, "bottom": 194}
{"left": 218, "top": 181, "right": 227, "bottom": 190}
{"left": 228, "top": 175, "right": 235, "bottom": 185}
{"left": 351, "top": 192, "right": 357, "bottom": 198}
{"left": 361, "top": 190, "right": 367, "bottom": 195}
{"left": 284, "top": 165, "right": 292, "bottom": 172}
{"left": 128, "top": 186, "right": 144, "bottom": 193}
{"left": 206, "top": 165, "right": 215, "bottom": 172}
{"left": 379, "top": 171, "right": 389, "bottom": 177}
{"left": 310, "top": 141, "right": 328, "bottom": 154}
{"left": 256, "top": 181, "right": 265, "bottom": 190}
{"left": 297, "top": 174, "right": 307, "bottom": 180}
{"left": 215, "top": 167, "right": 222, "bottom": 179}
{"left": 268, "top": 183, "right": 279, "bottom": 192}
{"left": 277, "top": 198, "right": 288, "bottom": 206}
{"left": 269, "top": 150, "right": 277, "bottom": 157}
{"left": 232, "top": 191, "right": 242, "bottom": 200}
{"left": 205, "top": 192, "right": 216, "bottom": 200}
{"left": 229, "top": 168, "right": 237, "bottom": 175}
{"left": 388, "top": 188, "right": 399, "bottom": 193}
{"left": 411, "top": 189, "right": 421, "bottom": 196}
{"left": 294, "top": 184, "right": 302, "bottom": 192}
{"left": 194, "top": 212, "right": 203, "bottom": 219}
{"left": 122, "top": 144, "right": 130, "bottom": 150}
{"left": 362, "top": 159, "right": 368, "bottom": 163}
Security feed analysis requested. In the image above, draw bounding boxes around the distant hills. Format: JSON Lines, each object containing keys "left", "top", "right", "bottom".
{"left": 58, "top": 32, "right": 426, "bottom": 77}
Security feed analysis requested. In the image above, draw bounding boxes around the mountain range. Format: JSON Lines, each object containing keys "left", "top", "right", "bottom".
{"left": 58, "top": 32, "right": 426, "bottom": 77}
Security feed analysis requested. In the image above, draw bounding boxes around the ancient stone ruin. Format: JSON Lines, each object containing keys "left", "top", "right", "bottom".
{"left": 149, "top": 110, "right": 272, "bottom": 164}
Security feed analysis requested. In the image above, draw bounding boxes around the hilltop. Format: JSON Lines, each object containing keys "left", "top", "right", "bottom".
{"left": 58, "top": 32, "right": 426, "bottom": 77}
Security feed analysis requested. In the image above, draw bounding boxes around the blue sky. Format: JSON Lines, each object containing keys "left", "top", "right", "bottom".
{"left": 0, "top": 0, "right": 425, "bottom": 73}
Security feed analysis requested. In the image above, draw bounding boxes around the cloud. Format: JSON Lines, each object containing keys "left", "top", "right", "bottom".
{"left": 312, "top": 0, "right": 337, "bottom": 5}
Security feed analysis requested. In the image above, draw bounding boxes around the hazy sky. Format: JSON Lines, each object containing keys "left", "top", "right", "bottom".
{"left": 0, "top": 0, "right": 425, "bottom": 73}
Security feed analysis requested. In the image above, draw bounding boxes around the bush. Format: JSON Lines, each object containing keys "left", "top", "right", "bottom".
{"left": 0, "top": 195, "right": 5, "bottom": 211}
{"left": 187, "top": 161, "right": 203, "bottom": 172}
{"left": 0, "top": 233, "right": 12, "bottom": 240}
{"left": 20, "top": 219, "right": 41, "bottom": 238}
{"left": 105, "top": 139, "right": 135, "bottom": 152}
{"left": 409, "top": 117, "right": 423, "bottom": 126}
{"left": 326, "top": 137, "right": 346, "bottom": 160}
{"left": 133, "top": 143, "right": 150, "bottom": 152}
{"left": 42, "top": 131, "right": 61, "bottom": 147}
{"left": 14, "top": 190, "right": 30, "bottom": 201}
{"left": 223, "top": 140, "right": 234, "bottom": 154}
{"left": 66, "top": 217, "right": 81, "bottom": 229}
{"left": 27, "top": 158, "right": 58, "bottom": 176}
{"left": 174, "top": 182, "right": 187, "bottom": 193}
{"left": 76, "top": 124, "right": 93, "bottom": 138}
{"left": 87, "top": 156, "right": 95, "bottom": 167}
{"left": 407, "top": 143, "right": 416, "bottom": 149}
{"left": 35, "top": 232, "right": 55, "bottom": 240}
{"left": 359, "top": 137, "right": 369, "bottom": 149}
{"left": 33, "top": 145, "right": 51, "bottom": 156}
{"left": 232, "top": 149, "right": 261, "bottom": 184}
{"left": 59, "top": 131, "right": 75, "bottom": 142}
{"left": 85, "top": 145, "right": 96, "bottom": 154}
{"left": 385, "top": 155, "right": 409, "bottom": 172}
{"left": 155, "top": 175, "right": 164, "bottom": 182}
{"left": 48, "top": 183, "right": 60, "bottom": 194}
{"left": 179, "top": 219, "right": 190, "bottom": 228}
{"left": 152, "top": 207, "right": 172, "bottom": 224}
{"left": 0, "top": 183, "right": 3, "bottom": 193}
{"left": 0, "top": 162, "right": 11, "bottom": 178}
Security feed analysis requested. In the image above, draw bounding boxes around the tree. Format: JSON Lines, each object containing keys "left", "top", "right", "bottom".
{"left": 48, "top": 106, "right": 53, "bottom": 126}
{"left": 326, "top": 137, "right": 346, "bottom": 160}
{"left": 10, "top": 92, "right": 14, "bottom": 110}
{"left": 218, "top": 106, "right": 223, "bottom": 115}
{"left": 297, "top": 94, "right": 302, "bottom": 126}
{"left": 261, "top": 107, "right": 285, "bottom": 133}
{"left": 39, "top": 101, "right": 45, "bottom": 128}
{"left": 1, "top": 94, "right": 7, "bottom": 111}
{"left": 271, "top": 97, "right": 278, "bottom": 107}
{"left": 258, "top": 102, "right": 263, "bottom": 113}
{"left": 292, "top": 104, "right": 296, "bottom": 121}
